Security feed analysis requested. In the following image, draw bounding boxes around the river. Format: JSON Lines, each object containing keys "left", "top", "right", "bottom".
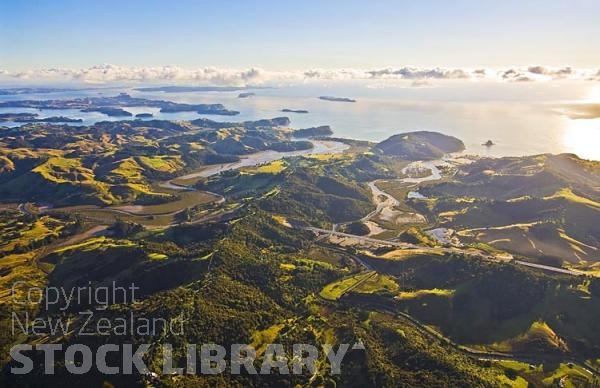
{"left": 160, "top": 139, "right": 348, "bottom": 190}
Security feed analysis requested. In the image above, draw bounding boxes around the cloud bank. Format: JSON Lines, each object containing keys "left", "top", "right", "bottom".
{"left": 0, "top": 64, "right": 598, "bottom": 86}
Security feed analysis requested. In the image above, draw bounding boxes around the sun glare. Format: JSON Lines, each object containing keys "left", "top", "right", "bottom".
{"left": 563, "top": 118, "right": 600, "bottom": 160}
{"left": 584, "top": 85, "right": 600, "bottom": 103}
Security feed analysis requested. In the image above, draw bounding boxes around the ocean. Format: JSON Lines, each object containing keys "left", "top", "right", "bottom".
{"left": 1, "top": 80, "right": 599, "bottom": 160}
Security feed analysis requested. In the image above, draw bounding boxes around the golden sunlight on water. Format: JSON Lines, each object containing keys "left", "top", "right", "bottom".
{"left": 584, "top": 85, "right": 600, "bottom": 103}
{"left": 562, "top": 118, "right": 600, "bottom": 160}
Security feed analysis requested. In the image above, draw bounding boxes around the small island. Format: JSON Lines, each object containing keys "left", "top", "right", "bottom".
{"left": 282, "top": 109, "right": 309, "bottom": 114}
{"left": 135, "top": 113, "right": 154, "bottom": 118}
{"left": 81, "top": 107, "right": 133, "bottom": 117}
{"left": 22, "top": 116, "right": 83, "bottom": 123}
{"left": 483, "top": 140, "right": 495, "bottom": 147}
{"left": 292, "top": 125, "right": 333, "bottom": 138}
{"left": 319, "top": 96, "right": 356, "bottom": 103}
{"left": 238, "top": 92, "right": 255, "bottom": 98}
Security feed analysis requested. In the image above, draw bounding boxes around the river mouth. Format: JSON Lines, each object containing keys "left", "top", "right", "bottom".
{"left": 359, "top": 154, "right": 475, "bottom": 237}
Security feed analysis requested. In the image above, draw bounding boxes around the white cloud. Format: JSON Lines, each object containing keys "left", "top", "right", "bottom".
{"left": 588, "top": 69, "right": 600, "bottom": 81}
{"left": 501, "top": 69, "right": 534, "bottom": 82}
{"left": 365, "top": 67, "right": 471, "bottom": 80}
{"left": 0, "top": 64, "right": 598, "bottom": 85}
{"left": 527, "top": 65, "right": 573, "bottom": 77}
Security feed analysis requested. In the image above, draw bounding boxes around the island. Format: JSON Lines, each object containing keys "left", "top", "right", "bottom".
{"left": 0, "top": 93, "right": 240, "bottom": 116}
{"left": 135, "top": 113, "right": 154, "bottom": 118}
{"left": 237, "top": 92, "right": 255, "bottom": 98}
{"left": 81, "top": 107, "right": 132, "bottom": 117}
{"left": 319, "top": 96, "right": 356, "bottom": 103}
{"left": 0, "top": 113, "right": 82, "bottom": 123}
{"left": 0, "top": 113, "right": 39, "bottom": 122}
{"left": 134, "top": 86, "right": 246, "bottom": 93}
{"left": 20, "top": 116, "right": 83, "bottom": 123}
{"left": 282, "top": 109, "right": 309, "bottom": 114}
{"left": 0, "top": 87, "right": 88, "bottom": 95}
{"left": 483, "top": 140, "right": 495, "bottom": 146}
{"left": 292, "top": 125, "right": 333, "bottom": 138}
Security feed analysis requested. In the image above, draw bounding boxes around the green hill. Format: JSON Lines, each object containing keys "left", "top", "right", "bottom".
{"left": 415, "top": 154, "right": 600, "bottom": 263}
{"left": 374, "top": 131, "right": 465, "bottom": 160}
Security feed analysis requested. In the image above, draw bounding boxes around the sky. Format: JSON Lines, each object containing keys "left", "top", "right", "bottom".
{"left": 1, "top": 0, "right": 599, "bottom": 73}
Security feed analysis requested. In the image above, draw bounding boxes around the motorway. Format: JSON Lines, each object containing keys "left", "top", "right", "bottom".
{"left": 305, "top": 159, "right": 585, "bottom": 279}
{"left": 312, "top": 229, "right": 597, "bottom": 377}
{"left": 306, "top": 227, "right": 584, "bottom": 277}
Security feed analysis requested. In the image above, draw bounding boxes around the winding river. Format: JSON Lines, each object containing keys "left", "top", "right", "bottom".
{"left": 160, "top": 139, "right": 349, "bottom": 190}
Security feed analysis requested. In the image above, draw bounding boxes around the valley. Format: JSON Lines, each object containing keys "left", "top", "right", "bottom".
{"left": 4, "top": 1, "right": 600, "bottom": 386}
{"left": 0, "top": 96, "right": 599, "bottom": 387}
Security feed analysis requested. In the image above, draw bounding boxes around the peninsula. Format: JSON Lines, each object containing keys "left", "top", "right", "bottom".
{"left": 0, "top": 93, "right": 240, "bottom": 116}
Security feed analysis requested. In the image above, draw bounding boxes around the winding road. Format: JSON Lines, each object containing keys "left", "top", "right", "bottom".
{"left": 317, "top": 155, "right": 584, "bottom": 277}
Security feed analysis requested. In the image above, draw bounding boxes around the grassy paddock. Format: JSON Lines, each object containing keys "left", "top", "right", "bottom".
{"left": 319, "top": 271, "right": 376, "bottom": 301}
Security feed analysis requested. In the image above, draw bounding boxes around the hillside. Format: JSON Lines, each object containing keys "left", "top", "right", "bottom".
{"left": 0, "top": 111, "right": 598, "bottom": 387}
{"left": 415, "top": 154, "right": 600, "bottom": 263}
{"left": 0, "top": 117, "right": 308, "bottom": 206}
{"left": 374, "top": 131, "right": 465, "bottom": 160}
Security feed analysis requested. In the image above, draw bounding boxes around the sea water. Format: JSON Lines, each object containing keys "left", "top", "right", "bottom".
{"left": 1, "top": 80, "right": 598, "bottom": 160}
